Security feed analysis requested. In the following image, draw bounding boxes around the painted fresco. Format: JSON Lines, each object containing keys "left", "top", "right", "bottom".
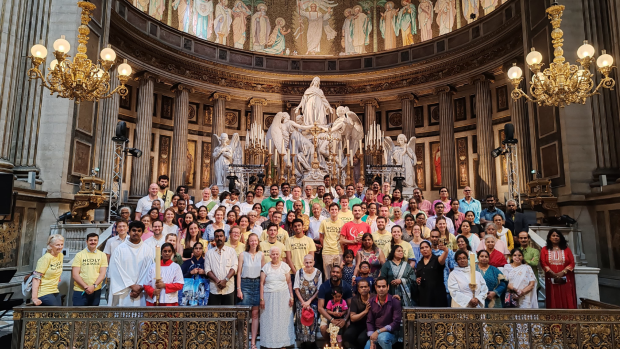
{"left": 132, "top": 0, "right": 503, "bottom": 56}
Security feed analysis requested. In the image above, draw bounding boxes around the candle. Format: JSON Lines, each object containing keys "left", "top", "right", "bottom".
{"left": 282, "top": 139, "right": 285, "bottom": 152}
{"left": 269, "top": 139, "right": 272, "bottom": 154}
{"left": 469, "top": 252, "right": 476, "bottom": 284}
{"left": 274, "top": 149, "right": 278, "bottom": 165}
{"left": 292, "top": 139, "right": 296, "bottom": 154}
{"left": 347, "top": 140, "right": 350, "bottom": 154}
{"left": 350, "top": 152, "right": 354, "bottom": 166}
{"left": 155, "top": 245, "right": 161, "bottom": 280}
{"left": 359, "top": 139, "right": 363, "bottom": 154}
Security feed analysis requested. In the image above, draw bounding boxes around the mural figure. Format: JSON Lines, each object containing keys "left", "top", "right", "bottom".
{"left": 214, "top": 0, "right": 233, "bottom": 44}
{"left": 396, "top": 0, "right": 416, "bottom": 46}
{"left": 252, "top": 4, "right": 271, "bottom": 50}
{"left": 462, "top": 0, "right": 479, "bottom": 23}
{"left": 295, "top": 77, "right": 333, "bottom": 126}
{"left": 435, "top": 0, "right": 455, "bottom": 35}
{"left": 351, "top": 5, "right": 371, "bottom": 54}
{"left": 342, "top": 8, "right": 355, "bottom": 54}
{"left": 380, "top": 2, "right": 399, "bottom": 50}
{"left": 481, "top": 0, "right": 498, "bottom": 15}
{"left": 261, "top": 18, "right": 291, "bottom": 55}
{"left": 434, "top": 145, "right": 442, "bottom": 187}
{"left": 172, "top": 0, "right": 193, "bottom": 32}
{"left": 193, "top": 0, "right": 214, "bottom": 40}
{"left": 418, "top": 0, "right": 433, "bottom": 42}
{"left": 135, "top": 0, "right": 149, "bottom": 13}
{"left": 232, "top": 0, "right": 251, "bottom": 48}
{"left": 298, "top": 2, "right": 337, "bottom": 54}
{"left": 148, "top": 0, "right": 165, "bottom": 21}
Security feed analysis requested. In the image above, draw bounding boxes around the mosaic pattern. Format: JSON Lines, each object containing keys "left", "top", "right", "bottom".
{"left": 130, "top": 0, "right": 507, "bottom": 56}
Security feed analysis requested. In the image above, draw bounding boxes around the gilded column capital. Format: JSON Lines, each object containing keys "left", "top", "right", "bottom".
{"left": 134, "top": 71, "right": 157, "bottom": 82}
{"left": 398, "top": 93, "right": 418, "bottom": 104}
{"left": 469, "top": 73, "right": 495, "bottom": 85}
{"left": 211, "top": 92, "right": 232, "bottom": 101}
{"left": 171, "top": 83, "right": 193, "bottom": 93}
{"left": 360, "top": 98, "right": 379, "bottom": 108}
{"left": 433, "top": 85, "right": 456, "bottom": 95}
{"left": 248, "top": 97, "right": 268, "bottom": 107}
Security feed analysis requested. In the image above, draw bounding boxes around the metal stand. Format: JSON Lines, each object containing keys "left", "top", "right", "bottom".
{"left": 108, "top": 139, "right": 128, "bottom": 222}
{"left": 365, "top": 165, "right": 404, "bottom": 186}
{"left": 504, "top": 143, "right": 521, "bottom": 208}
{"left": 227, "top": 164, "right": 264, "bottom": 194}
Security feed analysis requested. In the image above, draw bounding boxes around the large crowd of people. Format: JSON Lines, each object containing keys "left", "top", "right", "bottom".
{"left": 31, "top": 174, "right": 580, "bottom": 349}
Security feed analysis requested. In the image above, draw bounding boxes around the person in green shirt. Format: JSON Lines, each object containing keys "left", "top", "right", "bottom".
{"left": 345, "top": 185, "right": 362, "bottom": 209}
{"left": 517, "top": 231, "right": 540, "bottom": 286}
{"left": 310, "top": 185, "right": 326, "bottom": 208}
{"left": 261, "top": 184, "right": 285, "bottom": 217}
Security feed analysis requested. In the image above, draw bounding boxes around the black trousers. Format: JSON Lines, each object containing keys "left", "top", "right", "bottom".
{"left": 343, "top": 322, "right": 368, "bottom": 349}
{"left": 208, "top": 292, "right": 235, "bottom": 305}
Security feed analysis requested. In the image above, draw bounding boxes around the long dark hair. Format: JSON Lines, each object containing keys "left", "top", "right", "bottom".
{"left": 456, "top": 235, "right": 472, "bottom": 252}
{"left": 445, "top": 200, "right": 460, "bottom": 221}
{"left": 457, "top": 220, "right": 472, "bottom": 235}
{"left": 361, "top": 233, "right": 378, "bottom": 252}
{"left": 160, "top": 243, "right": 175, "bottom": 258}
{"left": 546, "top": 228, "right": 568, "bottom": 250}
{"left": 387, "top": 243, "right": 403, "bottom": 261}
{"left": 184, "top": 222, "right": 201, "bottom": 248}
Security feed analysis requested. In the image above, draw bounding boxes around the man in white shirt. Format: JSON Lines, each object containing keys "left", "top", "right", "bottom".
{"left": 104, "top": 219, "right": 129, "bottom": 262}
{"left": 156, "top": 175, "right": 174, "bottom": 209}
{"left": 426, "top": 201, "right": 455, "bottom": 234}
{"left": 370, "top": 205, "right": 396, "bottom": 232}
{"left": 239, "top": 191, "right": 256, "bottom": 215}
{"left": 195, "top": 187, "right": 216, "bottom": 210}
{"left": 247, "top": 210, "right": 263, "bottom": 236}
{"left": 279, "top": 182, "right": 293, "bottom": 201}
{"left": 107, "top": 221, "right": 155, "bottom": 306}
{"left": 144, "top": 220, "right": 167, "bottom": 249}
{"left": 308, "top": 202, "right": 325, "bottom": 274}
{"left": 204, "top": 229, "right": 238, "bottom": 305}
{"left": 303, "top": 184, "right": 315, "bottom": 207}
{"left": 135, "top": 183, "right": 164, "bottom": 220}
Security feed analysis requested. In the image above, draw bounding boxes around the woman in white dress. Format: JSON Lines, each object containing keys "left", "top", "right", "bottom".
{"left": 448, "top": 250, "right": 488, "bottom": 308}
{"left": 503, "top": 249, "right": 538, "bottom": 308}
{"left": 259, "top": 247, "right": 295, "bottom": 348}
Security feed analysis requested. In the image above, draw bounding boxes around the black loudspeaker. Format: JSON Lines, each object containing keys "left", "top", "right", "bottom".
{"left": 113, "top": 121, "right": 129, "bottom": 142}
{"left": 503, "top": 123, "right": 517, "bottom": 144}
{"left": 0, "top": 173, "right": 14, "bottom": 216}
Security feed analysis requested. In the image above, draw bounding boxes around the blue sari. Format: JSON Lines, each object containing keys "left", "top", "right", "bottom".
{"left": 476, "top": 265, "right": 507, "bottom": 308}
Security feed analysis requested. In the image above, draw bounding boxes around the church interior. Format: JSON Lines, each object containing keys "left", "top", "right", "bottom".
{"left": 2, "top": 0, "right": 620, "bottom": 346}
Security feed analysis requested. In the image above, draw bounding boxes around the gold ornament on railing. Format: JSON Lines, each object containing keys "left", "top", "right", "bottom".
{"left": 28, "top": 1, "right": 132, "bottom": 103}
{"left": 507, "top": 1, "right": 615, "bottom": 107}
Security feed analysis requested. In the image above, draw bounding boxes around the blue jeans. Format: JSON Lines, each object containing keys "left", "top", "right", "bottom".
{"left": 364, "top": 332, "right": 396, "bottom": 349}
{"left": 39, "top": 293, "right": 62, "bottom": 306}
{"left": 72, "top": 290, "right": 102, "bottom": 306}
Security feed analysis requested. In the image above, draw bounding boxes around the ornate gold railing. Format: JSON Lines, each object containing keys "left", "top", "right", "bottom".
{"left": 580, "top": 298, "right": 620, "bottom": 310}
{"left": 402, "top": 307, "right": 620, "bottom": 348}
{"left": 11, "top": 306, "right": 250, "bottom": 349}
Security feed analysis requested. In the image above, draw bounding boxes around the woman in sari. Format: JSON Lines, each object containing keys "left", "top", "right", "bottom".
{"left": 402, "top": 214, "right": 416, "bottom": 242}
{"left": 354, "top": 233, "right": 385, "bottom": 278}
{"left": 431, "top": 187, "right": 451, "bottom": 216}
{"left": 476, "top": 223, "right": 510, "bottom": 260}
{"left": 456, "top": 235, "right": 476, "bottom": 262}
{"left": 476, "top": 250, "right": 507, "bottom": 308}
{"left": 503, "top": 248, "right": 538, "bottom": 308}
{"left": 379, "top": 244, "right": 417, "bottom": 306}
{"left": 493, "top": 214, "right": 514, "bottom": 251}
{"left": 480, "top": 235, "right": 507, "bottom": 268}
{"left": 540, "top": 229, "right": 577, "bottom": 309}
{"left": 448, "top": 250, "right": 488, "bottom": 308}
{"left": 463, "top": 211, "right": 484, "bottom": 237}
{"left": 392, "top": 207, "right": 404, "bottom": 228}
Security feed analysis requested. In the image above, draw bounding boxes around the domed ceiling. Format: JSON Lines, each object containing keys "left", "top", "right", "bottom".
{"left": 133, "top": 0, "right": 507, "bottom": 57}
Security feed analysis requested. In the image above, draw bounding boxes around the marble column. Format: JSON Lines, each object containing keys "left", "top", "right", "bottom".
{"left": 130, "top": 73, "right": 156, "bottom": 197}
{"left": 436, "top": 86, "right": 457, "bottom": 197}
{"left": 210, "top": 92, "right": 231, "bottom": 185}
{"left": 472, "top": 75, "right": 497, "bottom": 199}
{"left": 170, "top": 84, "right": 190, "bottom": 190}
{"left": 95, "top": 68, "right": 121, "bottom": 188}
{"left": 361, "top": 98, "right": 379, "bottom": 167}
{"left": 510, "top": 79, "right": 532, "bottom": 195}
{"left": 398, "top": 93, "right": 417, "bottom": 139}
{"left": 248, "top": 97, "right": 267, "bottom": 129}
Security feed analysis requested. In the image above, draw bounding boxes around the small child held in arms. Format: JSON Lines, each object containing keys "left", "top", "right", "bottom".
{"left": 325, "top": 286, "right": 349, "bottom": 343}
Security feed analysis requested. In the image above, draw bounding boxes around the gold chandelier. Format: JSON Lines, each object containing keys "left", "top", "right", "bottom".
{"left": 28, "top": 1, "right": 132, "bottom": 103}
{"left": 507, "top": 1, "right": 615, "bottom": 107}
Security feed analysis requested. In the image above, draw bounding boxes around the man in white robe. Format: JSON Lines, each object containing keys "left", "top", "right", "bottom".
{"left": 299, "top": 3, "right": 336, "bottom": 54}
{"left": 351, "top": 5, "right": 371, "bottom": 54}
{"left": 342, "top": 8, "right": 355, "bottom": 54}
{"left": 108, "top": 221, "right": 155, "bottom": 307}
{"left": 214, "top": 0, "right": 233, "bottom": 44}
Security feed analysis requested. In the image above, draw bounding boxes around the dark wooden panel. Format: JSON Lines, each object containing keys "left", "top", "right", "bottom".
{"left": 540, "top": 142, "right": 559, "bottom": 178}
{"left": 160, "top": 29, "right": 182, "bottom": 47}
{"left": 537, "top": 106, "right": 556, "bottom": 137}
{"left": 338, "top": 58, "right": 362, "bottom": 71}
{"left": 483, "top": 12, "right": 505, "bottom": 35}
{"left": 126, "top": 9, "right": 147, "bottom": 32}
{"left": 448, "top": 31, "right": 470, "bottom": 49}
{"left": 302, "top": 60, "right": 325, "bottom": 71}
{"left": 411, "top": 44, "right": 434, "bottom": 60}
{"left": 229, "top": 52, "right": 253, "bottom": 66}
{"left": 266, "top": 58, "right": 289, "bottom": 70}
{"left": 194, "top": 43, "right": 217, "bottom": 58}
{"left": 375, "top": 52, "right": 399, "bottom": 67}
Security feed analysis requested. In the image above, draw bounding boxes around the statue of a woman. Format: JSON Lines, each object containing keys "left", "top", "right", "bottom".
{"left": 294, "top": 77, "right": 334, "bottom": 126}
{"left": 212, "top": 133, "right": 241, "bottom": 186}
{"left": 384, "top": 134, "right": 417, "bottom": 187}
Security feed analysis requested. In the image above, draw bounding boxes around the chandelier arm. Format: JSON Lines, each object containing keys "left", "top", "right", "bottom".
{"left": 99, "top": 84, "right": 127, "bottom": 100}
{"left": 27, "top": 68, "right": 54, "bottom": 91}
{"left": 589, "top": 77, "right": 616, "bottom": 96}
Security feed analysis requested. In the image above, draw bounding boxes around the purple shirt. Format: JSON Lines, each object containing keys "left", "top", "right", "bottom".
{"left": 366, "top": 294, "right": 402, "bottom": 335}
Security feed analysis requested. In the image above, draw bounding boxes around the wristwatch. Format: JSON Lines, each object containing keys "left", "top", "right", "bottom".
{"left": 224, "top": 277, "right": 229, "bottom": 282}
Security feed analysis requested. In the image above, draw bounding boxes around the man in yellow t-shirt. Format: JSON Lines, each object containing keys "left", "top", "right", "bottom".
{"left": 260, "top": 223, "right": 289, "bottom": 263}
{"left": 372, "top": 216, "right": 393, "bottom": 257}
{"left": 319, "top": 203, "right": 344, "bottom": 278}
{"left": 337, "top": 197, "right": 354, "bottom": 224}
{"left": 72, "top": 233, "right": 108, "bottom": 306}
{"left": 260, "top": 211, "right": 289, "bottom": 245}
{"left": 285, "top": 219, "right": 316, "bottom": 278}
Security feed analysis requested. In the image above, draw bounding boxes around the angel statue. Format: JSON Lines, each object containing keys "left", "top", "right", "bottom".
{"left": 212, "top": 133, "right": 242, "bottom": 186}
{"left": 384, "top": 134, "right": 417, "bottom": 188}
{"left": 294, "top": 77, "right": 334, "bottom": 126}
{"left": 319, "top": 106, "right": 364, "bottom": 168}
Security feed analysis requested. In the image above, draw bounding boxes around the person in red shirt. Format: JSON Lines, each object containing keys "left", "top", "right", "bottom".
{"left": 340, "top": 204, "right": 371, "bottom": 256}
